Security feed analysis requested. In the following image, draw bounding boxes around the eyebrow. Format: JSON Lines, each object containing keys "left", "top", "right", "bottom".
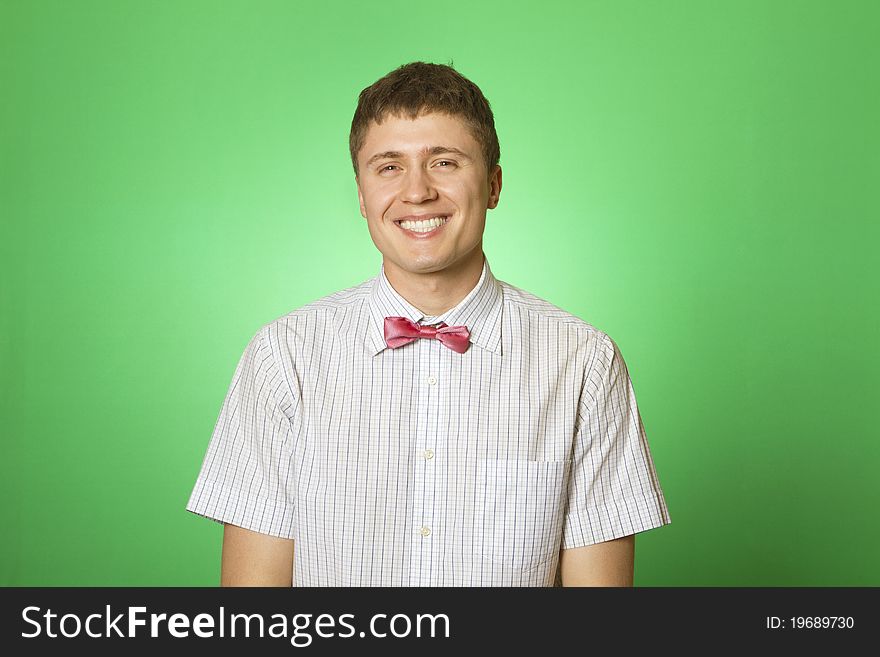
{"left": 365, "top": 146, "right": 472, "bottom": 169}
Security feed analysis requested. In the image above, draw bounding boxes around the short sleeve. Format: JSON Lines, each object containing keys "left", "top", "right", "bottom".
{"left": 561, "top": 334, "right": 671, "bottom": 548}
{"left": 185, "top": 325, "right": 298, "bottom": 539}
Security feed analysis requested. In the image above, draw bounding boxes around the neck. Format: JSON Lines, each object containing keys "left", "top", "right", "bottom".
{"left": 384, "top": 248, "right": 485, "bottom": 316}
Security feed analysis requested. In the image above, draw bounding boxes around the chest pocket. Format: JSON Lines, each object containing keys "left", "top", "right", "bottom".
{"left": 473, "top": 459, "right": 571, "bottom": 571}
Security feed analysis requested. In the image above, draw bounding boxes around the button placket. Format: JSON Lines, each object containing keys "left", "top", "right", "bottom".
{"left": 411, "top": 336, "right": 437, "bottom": 584}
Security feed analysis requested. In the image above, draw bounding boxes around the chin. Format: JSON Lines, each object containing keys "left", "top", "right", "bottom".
{"left": 394, "top": 257, "right": 448, "bottom": 275}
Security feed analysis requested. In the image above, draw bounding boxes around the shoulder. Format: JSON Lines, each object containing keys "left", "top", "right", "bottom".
{"left": 258, "top": 276, "right": 374, "bottom": 338}
{"left": 498, "top": 278, "right": 615, "bottom": 355}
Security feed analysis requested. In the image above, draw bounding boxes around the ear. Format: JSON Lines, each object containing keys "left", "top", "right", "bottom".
{"left": 487, "top": 165, "right": 502, "bottom": 210}
{"left": 356, "top": 176, "right": 367, "bottom": 218}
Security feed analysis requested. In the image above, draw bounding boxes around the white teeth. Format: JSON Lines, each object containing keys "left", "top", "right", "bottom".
{"left": 399, "top": 216, "right": 449, "bottom": 232}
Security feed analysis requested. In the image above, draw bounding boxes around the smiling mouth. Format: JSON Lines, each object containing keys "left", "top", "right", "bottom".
{"left": 394, "top": 215, "right": 451, "bottom": 233}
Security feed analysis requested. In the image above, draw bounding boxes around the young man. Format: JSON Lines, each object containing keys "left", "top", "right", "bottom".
{"left": 186, "top": 62, "right": 671, "bottom": 587}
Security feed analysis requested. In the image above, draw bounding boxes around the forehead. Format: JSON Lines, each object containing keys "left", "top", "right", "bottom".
{"left": 360, "top": 111, "right": 478, "bottom": 157}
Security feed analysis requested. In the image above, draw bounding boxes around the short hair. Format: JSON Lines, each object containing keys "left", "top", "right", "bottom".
{"left": 349, "top": 61, "right": 500, "bottom": 179}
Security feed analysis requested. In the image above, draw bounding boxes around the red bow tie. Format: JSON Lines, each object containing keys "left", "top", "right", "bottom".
{"left": 384, "top": 316, "right": 471, "bottom": 354}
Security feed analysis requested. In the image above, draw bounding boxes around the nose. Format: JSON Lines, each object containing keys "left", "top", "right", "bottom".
{"left": 400, "top": 166, "right": 438, "bottom": 204}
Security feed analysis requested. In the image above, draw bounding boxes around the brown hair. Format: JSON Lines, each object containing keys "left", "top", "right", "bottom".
{"left": 349, "top": 61, "right": 500, "bottom": 179}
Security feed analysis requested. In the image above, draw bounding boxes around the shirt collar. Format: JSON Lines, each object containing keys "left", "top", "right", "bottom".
{"left": 366, "top": 255, "right": 504, "bottom": 357}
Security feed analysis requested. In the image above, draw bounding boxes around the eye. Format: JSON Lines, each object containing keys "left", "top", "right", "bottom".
{"left": 380, "top": 164, "right": 399, "bottom": 172}
{"left": 436, "top": 160, "right": 455, "bottom": 168}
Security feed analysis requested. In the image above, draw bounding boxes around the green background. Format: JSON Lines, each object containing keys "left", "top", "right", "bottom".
{"left": 2, "top": 0, "right": 877, "bottom": 586}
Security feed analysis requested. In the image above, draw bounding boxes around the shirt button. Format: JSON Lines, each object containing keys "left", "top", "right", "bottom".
{"left": 420, "top": 526, "right": 431, "bottom": 537}
{"left": 426, "top": 375, "right": 437, "bottom": 385}
{"left": 424, "top": 449, "right": 434, "bottom": 460}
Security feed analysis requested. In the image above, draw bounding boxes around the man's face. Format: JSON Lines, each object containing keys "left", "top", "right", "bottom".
{"left": 356, "top": 111, "right": 502, "bottom": 282}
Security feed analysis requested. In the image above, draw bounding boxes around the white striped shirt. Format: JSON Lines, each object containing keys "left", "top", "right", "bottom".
{"left": 186, "top": 255, "right": 671, "bottom": 586}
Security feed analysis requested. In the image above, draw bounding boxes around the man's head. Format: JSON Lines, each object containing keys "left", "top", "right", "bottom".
{"left": 350, "top": 62, "right": 500, "bottom": 179}
{"left": 350, "top": 62, "right": 502, "bottom": 285}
